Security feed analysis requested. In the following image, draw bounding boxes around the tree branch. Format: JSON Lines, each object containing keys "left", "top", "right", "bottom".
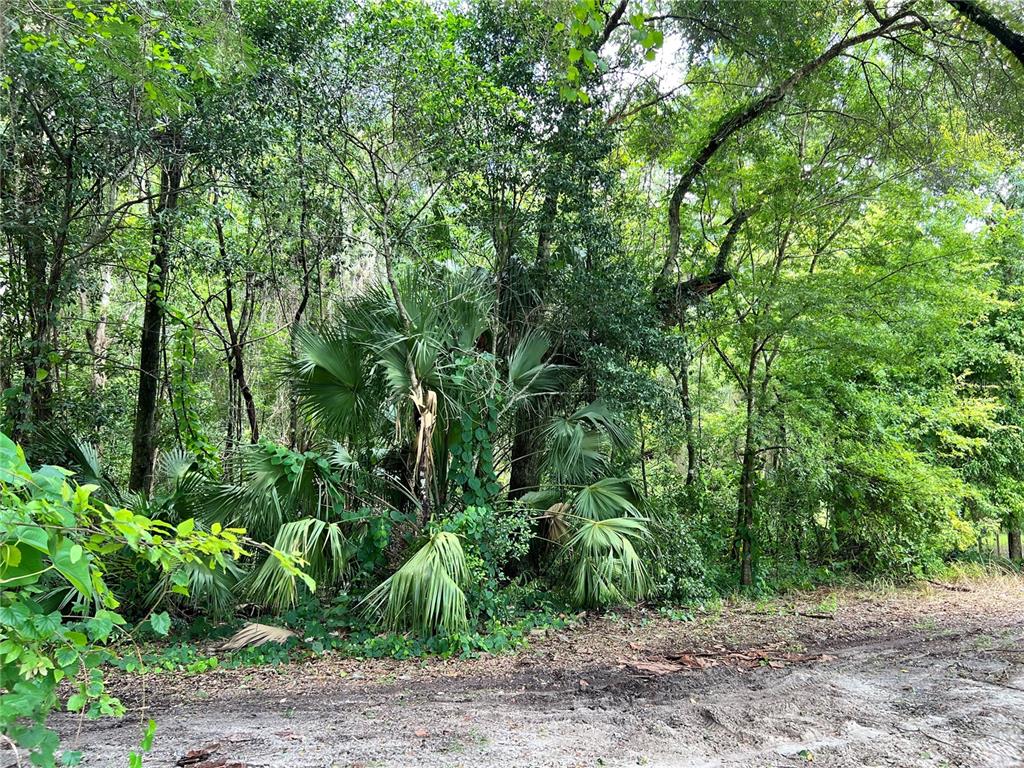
{"left": 661, "top": 7, "right": 924, "bottom": 279}
{"left": 946, "top": 0, "right": 1024, "bottom": 66}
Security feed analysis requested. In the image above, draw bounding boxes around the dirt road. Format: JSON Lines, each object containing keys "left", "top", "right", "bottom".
{"left": 49, "top": 577, "right": 1024, "bottom": 767}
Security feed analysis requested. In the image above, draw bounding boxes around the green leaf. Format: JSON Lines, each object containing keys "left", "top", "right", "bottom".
{"left": 55, "top": 647, "right": 79, "bottom": 670}
{"left": 15, "top": 525, "right": 51, "bottom": 553}
{"left": 149, "top": 611, "right": 171, "bottom": 636}
{"left": 0, "top": 544, "right": 45, "bottom": 587}
{"left": 52, "top": 539, "right": 92, "bottom": 596}
{"left": 140, "top": 719, "right": 157, "bottom": 751}
{"left": 0, "top": 432, "right": 30, "bottom": 485}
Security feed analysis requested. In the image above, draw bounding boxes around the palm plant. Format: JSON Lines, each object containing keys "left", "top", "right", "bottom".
{"left": 564, "top": 516, "right": 649, "bottom": 608}
{"left": 362, "top": 531, "right": 469, "bottom": 634}
{"left": 522, "top": 402, "right": 651, "bottom": 609}
{"left": 37, "top": 261, "right": 653, "bottom": 627}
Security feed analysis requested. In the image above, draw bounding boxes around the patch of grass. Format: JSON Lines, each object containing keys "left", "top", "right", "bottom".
{"left": 913, "top": 616, "right": 938, "bottom": 631}
{"left": 814, "top": 593, "right": 839, "bottom": 615}
{"left": 657, "top": 606, "right": 695, "bottom": 622}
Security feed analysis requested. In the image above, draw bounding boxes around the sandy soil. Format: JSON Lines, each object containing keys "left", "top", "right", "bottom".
{"left": 41, "top": 576, "right": 1024, "bottom": 768}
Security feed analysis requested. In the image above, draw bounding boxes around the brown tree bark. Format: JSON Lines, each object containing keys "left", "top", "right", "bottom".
{"left": 213, "top": 210, "right": 260, "bottom": 443}
{"left": 82, "top": 265, "right": 113, "bottom": 391}
{"left": 129, "top": 157, "right": 183, "bottom": 493}
{"left": 288, "top": 97, "right": 312, "bottom": 449}
{"left": 1009, "top": 527, "right": 1022, "bottom": 562}
{"left": 736, "top": 345, "right": 759, "bottom": 588}
{"left": 679, "top": 358, "right": 697, "bottom": 487}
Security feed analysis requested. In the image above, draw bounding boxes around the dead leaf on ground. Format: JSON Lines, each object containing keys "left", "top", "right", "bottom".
{"left": 217, "top": 623, "right": 297, "bottom": 651}
{"left": 176, "top": 744, "right": 220, "bottom": 766}
{"left": 177, "top": 749, "right": 217, "bottom": 765}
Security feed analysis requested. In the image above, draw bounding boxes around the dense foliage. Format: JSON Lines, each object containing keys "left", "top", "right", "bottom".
{"left": 3, "top": 0, "right": 1024, "bottom": 762}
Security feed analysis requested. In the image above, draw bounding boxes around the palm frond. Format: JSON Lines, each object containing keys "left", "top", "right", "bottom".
{"left": 246, "top": 518, "right": 351, "bottom": 611}
{"left": 146, "top": 559, "right": 244, "bottom": 618}
{"left": 563, "top": 516, "right": 650, "bottom": 609}
{"left": 572, "top": 478, "right": 641, "bottom": 520}
{"left": 508, "top": 330, "right": 567, "bottom": 398}
{"left": 156, "top": 447, "right": 199, "bottom": 489}
{"left": 541, "top": 416, "right": 610, "bottom": 484}
{"left": 542, "top": 501, "right": 572, "bottom": 545}
{"left": 328, "top": 442, "right": 361, "bottom": 473}
{"left": 288, "top": 324, "right": 383, "bottom": 441}
{"left": 570, "top": 401, "right": 632, "bottom": 452}
{"left": 362, "top": 531, "right": 468, "bottom": 634}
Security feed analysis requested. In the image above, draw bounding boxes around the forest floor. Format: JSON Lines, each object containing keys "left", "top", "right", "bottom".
{"left": 48, "top": 575, "right": 1024, "bottom": 768}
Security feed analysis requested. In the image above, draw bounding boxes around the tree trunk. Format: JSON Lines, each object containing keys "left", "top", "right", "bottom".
{"left": 129, "top": 158, "right": 182, "bottom": 493}
{"left": 82, "top": 264, "right": 113, "bottom": 391}
{"left": 224, "top": 273, "right": 259, "bottom": 444}
{"left": 678, "top": 359, "right": 698, "bottom": 486}
{"left": 1009, "top": 527, "right": 1022, "bottom": 562}
{"left": 12, "top": 211, "right": 55, "bottom": 440}
{"left": 737, "top": 417, "right": 756, "bottom": 588}
{"left": 737, "top": 349, "right": 759, "bottom": 588}
{"left": 288, "top": 95, "right": 311, "bottom": 449}
{"left": 214, "top": 211, "right": 260, "bottom": 444}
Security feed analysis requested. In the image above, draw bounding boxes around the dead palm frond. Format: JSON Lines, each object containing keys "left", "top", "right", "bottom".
{"left": 217, "top": 622, "right": 297, "bottom": 652}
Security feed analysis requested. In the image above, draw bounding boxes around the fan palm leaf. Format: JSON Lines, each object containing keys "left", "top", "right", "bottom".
{"left": 245, "top": 518, "right": 351, "bottom": 611}
{"left": 541, "top": 416, "right": 610, "bottom": 484}
{"left": 362, "top": 531, "right": 468, "bottom": 634}
{"left": 563, "top": 516, "right": 650, "bottom": 609}
{"left": 508, "top": 330, "right": 568, "bottom": 399}
{"left": 145, "top": 559, "right": 244, "bottom": 618}
{"left": 288, "top": 324, "right": 383, "bottom": 442}
{"left": 572, "top": 478, "right": 641, "bottom": 520}
{"left": 569, "top": 401, "right": 631, "bottom": 452}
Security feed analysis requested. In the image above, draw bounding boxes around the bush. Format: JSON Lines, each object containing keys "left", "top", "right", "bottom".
{"left": 0, "top": 432, "right": 282, "bottom": 767}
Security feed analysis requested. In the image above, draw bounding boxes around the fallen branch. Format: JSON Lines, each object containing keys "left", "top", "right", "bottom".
{"left": 926, "top": 579, "right": 973, "bottom": 593}
{"left": 795, "top": 611, "right": 836, "bottom": 620}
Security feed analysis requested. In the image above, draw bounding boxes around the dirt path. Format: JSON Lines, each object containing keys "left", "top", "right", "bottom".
{"left": 49, "top": 577, "right": 1024, "bottom": 768}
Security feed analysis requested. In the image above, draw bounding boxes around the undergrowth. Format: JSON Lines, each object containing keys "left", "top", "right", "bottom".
{"left": 116, "top": 591, "right": 572, "bottom": 674}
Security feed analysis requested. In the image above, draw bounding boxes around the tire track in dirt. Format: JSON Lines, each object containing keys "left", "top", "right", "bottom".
{"left": 46, "top": 579, "right": 1024, "bottom": 768}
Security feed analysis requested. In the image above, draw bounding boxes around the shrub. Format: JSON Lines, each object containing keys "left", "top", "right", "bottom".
{"left": 0, "top": 433, "right": 286, "bottom": 767}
